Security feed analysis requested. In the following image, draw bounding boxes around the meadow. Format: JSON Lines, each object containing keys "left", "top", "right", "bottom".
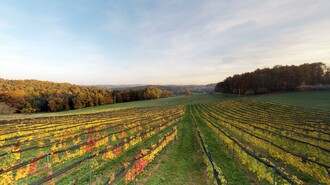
{"left": 0, "top": 92, "right": 329, "bottom": 185}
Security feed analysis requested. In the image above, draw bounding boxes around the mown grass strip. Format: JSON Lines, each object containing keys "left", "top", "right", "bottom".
{"left": 138, "top": 107, "right": 208, "bottom": 185}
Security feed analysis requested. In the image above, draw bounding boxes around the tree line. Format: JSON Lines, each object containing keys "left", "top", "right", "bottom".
{"left": 112, "top": 86, "right": 173, "bottom": 103}
{"left": 215, "top": 62, "right": 330, "bottom": 95}
{"left": 0, "top": 79, "right": 173, "bottom": 114}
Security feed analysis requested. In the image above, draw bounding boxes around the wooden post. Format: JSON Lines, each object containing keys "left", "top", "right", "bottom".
{"left": 273, "top": 169, "right": 276, "bottom": 185}
{"left": 232, "top": 142, "right": 235, "bottom": 159}
{"left": 88, "top": 158, "right": 92, "bottom": 185}
{"left": 47, "top": 155, "right": 50, "bottom": 164}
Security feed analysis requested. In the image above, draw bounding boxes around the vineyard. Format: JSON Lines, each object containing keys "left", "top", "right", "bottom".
{"left": 190, "top": 100, "right": 330, "bottom": 185}
{"left": 0, "top": 97, "right": 329, "bottom": 185}
{"left": 0, "top": 106, "right": 184, "bottom": 184}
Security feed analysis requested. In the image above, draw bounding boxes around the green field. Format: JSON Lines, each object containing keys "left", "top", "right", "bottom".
{"left": 56, "top": 93, "right": 235, "bottom": 114}
{"left": 0, "top": 93, "right": 234, "bottom": 120}
{"left": 249, "top": 91, "right": 330, "bottom": 111}
{"left": 0, "top": 92, "right": 329, "bottom": 185}
{"left": 63, "top": 91, "right": 330, "bottom": 113}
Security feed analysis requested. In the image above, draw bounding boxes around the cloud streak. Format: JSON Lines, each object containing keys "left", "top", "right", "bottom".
{"left": 0, "top": 0, "right": 330, "bottom": 85}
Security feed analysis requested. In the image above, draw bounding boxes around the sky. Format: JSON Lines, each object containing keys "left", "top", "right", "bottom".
{"left": 0, "top": 0, "right": 330, "bottom": 85}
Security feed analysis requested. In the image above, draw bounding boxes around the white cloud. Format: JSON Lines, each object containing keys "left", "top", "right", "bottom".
{"left": 116, "top": 0, "right": 330, "bottom": 84}
{"left": 1, "top": 0, "right": 330, "bottom": 84}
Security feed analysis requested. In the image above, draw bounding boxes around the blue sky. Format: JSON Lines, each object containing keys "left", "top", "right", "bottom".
{"left": 1, "top": 0, "right": 330, "bottom": 85}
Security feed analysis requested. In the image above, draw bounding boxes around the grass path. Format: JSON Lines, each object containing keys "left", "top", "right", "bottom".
{"left": 140, "top": 108, "right": 208, "bottom": 185}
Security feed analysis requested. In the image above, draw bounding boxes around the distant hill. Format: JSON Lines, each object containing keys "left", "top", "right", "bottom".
{"left": 215, "top": 62, "right": 330, "bottom": 95}
{"left": 95, "top": 84, "right": 147, "bottom": 89}
{"left": 97, "top": 84, "right": 216, "bottom": 95}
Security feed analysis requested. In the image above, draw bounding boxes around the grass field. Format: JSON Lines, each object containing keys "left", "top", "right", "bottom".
{"left": 57, "top": 93, "right": 235, "bottom": 114}
{"left": 64, "top": 91, "right": 330, "bottom": 114}
{"left": 0, "top": 93, "right": 235, "bottom": 120}
{"left": 249, "top": 91, "right": 330, "bottom": 111}
{"left": 0, "top": 92, "right": 329, "bottom": 184}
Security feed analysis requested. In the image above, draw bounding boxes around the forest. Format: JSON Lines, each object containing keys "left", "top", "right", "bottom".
{"left": 0, "top": 79, "right": 172, "bottom": 113}
{"left": 215, "top": 62, "right": 330, "bottom": 95}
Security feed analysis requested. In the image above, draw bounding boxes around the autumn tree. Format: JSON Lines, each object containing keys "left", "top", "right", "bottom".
{"left": 215, "top": 62, "right": 330, "bottom": 95}
{"left": 144, "top": 86, "right": 162, "bottom": 99}
{"left": 324, "top": 67, "right": 330, "bottom": 84}
{"left": 161, "top": 90, "right": 174, "bottom": 98}
{"left": 184, "top": 89, "right": 190, "bottom": 96}
{"left": 47, "top": 100, "right": 57, "bottom": 112}
{"left": 20, "top": 102, "right": 37, "bottom": 113}
{"left": 0, "top": 102, "right": 16, "bottom": 114}
{"left": 0, "top": 78, "right": 174, "bottom": 113}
